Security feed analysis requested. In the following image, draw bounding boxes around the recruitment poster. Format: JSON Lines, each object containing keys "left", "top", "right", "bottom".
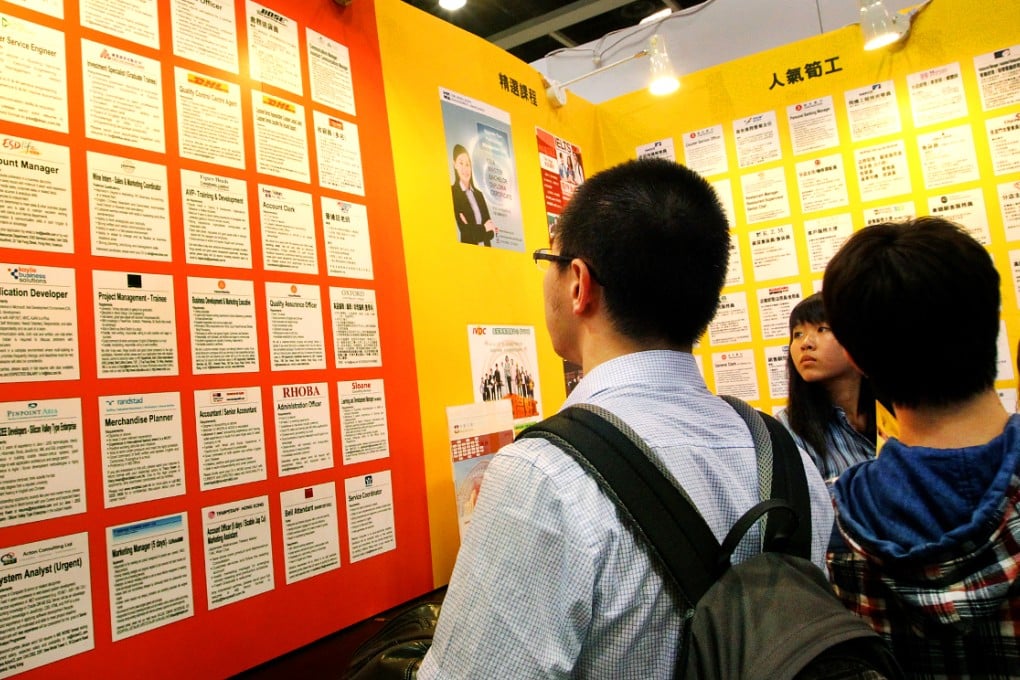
{"left": 446, "top": 400, "right": 513, "bottom": 539}
{"left": 202, "top": 495, "right": 274, "bottom": 610}
{"left": 439, "top": 87, "right": 523, "bottom": 251}
{"left": 467, "top": 324, "right": 541, "bottom": 431}
{"left": 536, "top": 128, "right": 584, "bottom": 238}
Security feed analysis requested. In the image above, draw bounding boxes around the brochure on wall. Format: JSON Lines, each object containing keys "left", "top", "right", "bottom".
{"left": 854, "top": 140, "right": 912, "bottom": 202}
{"left": 0, "top": 397, "right": 84, "bottom": 528}
{"left": 863, "top": 201, "right": 915, "bottom": 227}
{"left": 757, "top": 284, "right": 802, "bottom": 340}
{"left": 314, "top": 111, "right": 365, "bottom": 195}
{"left": 345, "top": 471, "right": 396, "bottom": 563}
{"left": 2, "top": 0, "right": 61, "bottom": 18}
{"left": 749, "top": 224, "right": 798, "bottom": 282}
{"left": 0, "top": 263, "right": 79, "bottom": 383}
{"left": 280, "top": 482, "right": 342, "bottom": 583}
{"left": 99, "top": 391, "right": 185, "bottom": 507}
{"left": 322, "top": 198, "right": 373, "bottom": 280}
{"left": 338, "top": 379, "right": 390, "bottom": 465}
{"left": 765, "top": 344, "right": 790, "bottom": 400}
{"left": 741, "top": 167, "right": 790, "bottom": 224}
{"left": 974, "top": 45, "right": 1020, "bottom": 111}
{"left": 87, "top": 152, "right": 171, "bottom": 261}
{"left": 536, "top": 127, "right": 585, "bottom": 235}
{"left": 844, "top": 81, "right": 901, "bottom": 142}
{"left": 786, "top": 96, "right": 839, "bottom": 156}
{"left": 446, "top": 400, "right": 514, "bottom": 539}
{"left": 81, "top": 0, "right": 159, "bottom": 48}
{"left": 253, "top": 93, "right": 310, "bottom": 184}
{"left": 0, "top": 532, "right": 92, "bottom": 679}
{"left": 725, "top": 237, "right": 745, "bottom": 287}
{"left": 0, "top": 14, "right": 68, "bottom": 132}
{"left": 710, "top": 177, "right": 736, "bottom": 226}
{"left": 259, "top": 185, "right": 317, "bottom": 273}
{"left": 711, "top": 350, "right": 760, "bottom": 402}
{"left": 906, "top": 63, "right": 968, "bottom": 128}
{"left": 187, "top": 277, "right": 259, "bottom": 374}
{"left": 107, "top": 513, "right": 194, "bottom": 641}
{"left": 307, "top": 28, "right": 355, "bottom": 115}
{"left": 733, "top": 111, "right": 782, "bottom": 169}
{"left": 795, "top": 154, "right": 849, "bottom": 214}
{"left": 0, "top": 134, "right": 72, "bottom": 252}
{"left": 928, "top": 189, "right": 991, "bottom": 245}
{"left": 917, "top": 125, "right": 980, "bottom": 189}
{"left": 245, "top": 1, "right": 302, "bottom": 95}
{"left": 265, "top": 281, "right": 326, "bottom": 371}
{"left": 93, "top": 270, "right": 178, "bottom": 378}
{"left": 682, "top": 124, "right": 727, "bottom": 176}
{"left": 468, "top": 324, "right": 541, "bottom": 431}
{"left": 273, "top": 382, "right": 333, "bottom": 476}
{"left": 182, "top": 170, "right": 253, "bottom": 268}
{"left": 194, "top": 386, "right": 267, "bottom": 490}
{"left": 202, "top": 495, "right": 274, "bottom": 610}
{"left": 707, "top": 291, "right": 752, "bottom": 346}
{"left": 804, "top": 213, "right": 853, "bottom": 273}
{"left": 175, "top": 68, "right": 245, "bottom": 169}
{"left": 330, "top": 286, "right": 382, "bottom": 368}
{"left": 999, "top": 181, "right": 1020, "bottom": 241}
{"left": 440, "top": 87, "right": 525, "bottom": 251}
{"left": 636, "top": 137, "right": 676, "bottom": 162}
{"left": 996, "top": 320, "right": 1014, "bottom": 382}
{"left": 170, "top": 0, "right": 239, "bottom": 74}
{"left": 985, "top": 113, "right": 1020, "bottom": 176}
{"left": 81, "top": 39, "right": 165, "bottom": 152}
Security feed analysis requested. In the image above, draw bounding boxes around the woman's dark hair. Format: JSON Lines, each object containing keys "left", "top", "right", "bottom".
{"left": 786, "top": 293, "right": 875, "bottom": 463}
{"left": 452, "top": 144, "right": 474, "bottom": 187}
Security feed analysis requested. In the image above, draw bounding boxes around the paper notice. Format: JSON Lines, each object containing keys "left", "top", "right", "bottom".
{"left": 281, "top": 482, "right": 342, "bottom": 583}
{"left": 708, "top": 291, "right": 752, "bottom": 346}
{"left": 273, "top": 382, "right": 333, "bottom": 476}
{"left": 93, "top": 270, "right": 178, "bottom": 378}
{"left": 182, "top": 170, "right": 252, "bottom": 268}
{"left": 345, "top": 471, "right": 396, "bottom": 563}
{"left": 0, "top": 15, "right": 68, "bottom": 132}
{"left": 0, "top": 263, "right": 78, "bottom": 383}
{"left": 0, "top": 135, "right": 72, "bottom": 252}
{"left": 265, "top": 282, "right": 326, "bottom": 371}
{"left": 330, "top": 287, "right": 382, "bottom": 368}
{"left": 187, "top": 276, "right": 259, "bottom": 374}
{"left": 338, "top": 379, "right": 390, "bottom": 465}
{"left": 202, "top": 495, "right": 274, "bottom": 609}
{"left": 194, "top": 387, "right": 267, "bottom": 491}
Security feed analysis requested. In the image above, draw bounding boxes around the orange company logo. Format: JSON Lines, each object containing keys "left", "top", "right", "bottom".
{"left": 1, "top": 137, "right": 41, "bottom": 155}
{"left": 217, "top": 280, "right": 226, "bottom": 290}
{"left": 471, "top": 327, "right": 487, "bottom": 335}
{"left": 289, "top": 285, "right": 298, "bottom": 294}
{"left": 263, "top": 96, "right": 295, "bottom": 113}
{"left": 328, "top": 118, "right": 344, "bottom": 130}
{"left": 187, "top": 73, "right": 228, "bottom": 92}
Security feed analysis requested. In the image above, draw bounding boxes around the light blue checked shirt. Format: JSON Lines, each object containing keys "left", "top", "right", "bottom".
{"left": 775, "top": 406, "right": 876, "bottom": 483}
{"left": 419, "top": 350, "right": 833, "bottom": 679}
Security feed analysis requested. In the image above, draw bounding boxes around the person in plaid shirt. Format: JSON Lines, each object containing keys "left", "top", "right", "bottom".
{"left": 821, "top": 216, "right": 1020, "bottom": 678}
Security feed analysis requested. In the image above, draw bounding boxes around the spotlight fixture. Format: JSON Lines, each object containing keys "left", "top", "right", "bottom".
{"left": 858, "top": 0, "right": 907, "bottom": 50}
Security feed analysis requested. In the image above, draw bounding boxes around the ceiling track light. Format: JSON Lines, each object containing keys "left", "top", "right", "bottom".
{"left": 438, "top": 0, "right": 466, "bottom": 11}
{"left": 858, "top": 0, "right": 933, "bottom": 51}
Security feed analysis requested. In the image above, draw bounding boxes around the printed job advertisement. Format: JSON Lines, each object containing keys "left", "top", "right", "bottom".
{"left": 182, "top": 170, "right": 252, "bottom": 268}
{"left": 998, "top": 180, "right": 1020, "bottom": 241}
{"left": 765, "top": 344, "right": 790, "bottom": 400}
{"left": 107, "top": 513, "right": 193, "bottom": 641}
{"left": 0, "top": 398, "right": 83, "bottom": 528}
{"left": 795, "top": 154, "right": 849, "bottom": 214}
{"left": 0, "top": 263, "right": 78, "bottom": 383}
{"left": 0, "top": 533, "right": 91, "bottom": 679}
{"left": 307, "top": 29, "right": 355, "bottom": 115}
{"left": 536, "top": 128, "right": 584, "bottom": 236}
{"left": 82, "top": 39, "right": 164, "bottom": 152}
{"left": 0, "top": 135, "right": 71, "bottom": 252}
{"left": 916, "top": 125, "right": 979, "bottom": 190}
{"left": 99, "top": 391, "right": 184, "bottom": 507}
{"left": 346, "top": 471, "right": 395, "bottom": 563}
{"left": 265, "top": 282, "right": 326, "bottom": 371}
{"left": 195, "top": 387, "right": 266, "bottom": 490}
{"left": 314, "top": 111, "right": 365, "bottom": 195}
{"left": 986, "top": 112, "right": 1020, "bottom": 176}
{"left": 707, "top": 291, "right": 752, "bottom": 346}
{"left": 253, "top": 93, "right": 310, "bottom": 183}
{"left": 273, "top": 382, "right": 333, "bottom": 475}
{"left": 787, "top": 96, "right": 839, "bottom": 156}
{"left": 711, "top": 350, "right": 759, "bottom": 402}
{"left": 844, "top": 81, "right": 901, "bottom": 142}
{"left": 975, "top": 46, "right": 1020, "bottom": 111}
{"left": 725, "top": 237, "right": 744, "bottom": 287}
{"left": 468, "top": 324, "right": 542, "bottom": 431}
{"left": 757, "top": 284, "right": 802, "bottom": 340}
{"left": 804, "top": 213, "right": 853, "bottom": 273}
{"left": 447, "top": 400, "right": 513, "bottom": 538}
{"left": 202, "top": 495, "right": 274, "bottom": 610}
{"left": 682, "top": 124, "right": 727, "bottom": 176}
{"left": 741, "top": 167, "right": 790, "bottom": 224}
{"left": 175, "top": 68, "right": 244, "bottom": 168}
{"left": 259, "top": 184, "right": 316, "bottom": 273}
{"left": 3, "top": 0, "right": 62, "bottom": 17}
{"left": 636, "top": 137, "right": 675, "bottom": 161}
{"left": 997, "top": 321, "right": 1014, "bottom": 382}
{"left": 93, "top": 270, "right": 178, "bottom": 378}
{"left": 330, "top": 287, "right": 381, "bottom": 369}
{"left": 1010, "top": 250, "right": 1020, "bottom": 310}
{"left": 187, "top": 276, "right": 258, "bottom": 374}
{"left": 171, "top": 0, "right": 239, "bottom": 73}
{"left": 733, "top": 111, "right": 781, "bottom": 169}
{"left": 710, "top": 177, "right": 735, "bottom": 228}
{"left": 280, "top": 482, "right": 341, "bottom": 583}
{"left": 907, "top": 63, "right": 967, "bottom": 128}
{"left": 87, "top": 152, "right": 170, "bottom": 261}
{"left": 927, "top": 189, "right": 991, "bottom": 245}
{"left": 863, "top": 201, "right": 915, "bottom": 228}
{"left": 854, "top": 140, "right": 911, "bottom": 203}
{"left": 338, "top": 379, "right": 389, "bottom": 465}
{"left": 323, "top": 198, "right": 372, "bottom": 280}
{"left": 0, "top": 15, "right": 67, "bottom": 132}
{"left": 81, "top": 0, "right": 158, "bottom": 48}
{"left": 749, "top": 224, "right": 798, "bottom": 282}
{"left": 246, "top": 1, "right": 302, "bottom": 94}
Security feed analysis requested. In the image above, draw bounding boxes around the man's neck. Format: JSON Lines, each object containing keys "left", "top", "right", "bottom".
{"left": 577, "top": 324, "right": 685, "bottom": 374}
{"left": 895, "top": 389, "right": 1010, "bottom": 448}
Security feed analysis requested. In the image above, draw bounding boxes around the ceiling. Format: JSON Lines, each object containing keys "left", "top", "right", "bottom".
{"left": 401, "top": 0, "right": 707, "bottom": 65}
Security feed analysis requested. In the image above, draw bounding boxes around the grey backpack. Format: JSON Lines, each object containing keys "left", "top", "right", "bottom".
{"left": 519, "top": 398, "right": 903, "bottom": 680}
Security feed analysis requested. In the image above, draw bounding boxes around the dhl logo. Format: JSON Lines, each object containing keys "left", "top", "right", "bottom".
{"left": 188, "top": 73, "right": 228, "bottom": 92}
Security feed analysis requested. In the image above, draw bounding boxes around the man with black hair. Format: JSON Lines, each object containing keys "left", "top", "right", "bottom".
{"left": 417, "top": 158, "right": 833, "bottom": 678}
{"left": 823, "top": 216, "right": 1020, "bottom": 677}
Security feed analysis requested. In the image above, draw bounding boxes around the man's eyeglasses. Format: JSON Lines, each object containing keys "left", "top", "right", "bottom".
{"left": 532, "top": 248, "right": 601, "bottom": 283}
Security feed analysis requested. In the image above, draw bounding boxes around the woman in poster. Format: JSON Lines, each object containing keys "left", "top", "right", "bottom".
{"left": 451, "top": 144, "right": 498, "bottom": 246}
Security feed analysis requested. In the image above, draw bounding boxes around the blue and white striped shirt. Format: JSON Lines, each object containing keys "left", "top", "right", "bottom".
{"left": 775, "top": 406, "right": 875, "bottom": 484}
{"left": 419, "top": 351, "right": 833, "bottom": 679}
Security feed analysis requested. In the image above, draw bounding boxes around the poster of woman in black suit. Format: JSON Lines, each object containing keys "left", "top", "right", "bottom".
{"left": 451, "top": 144, "right": 498, "bottom": 246}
